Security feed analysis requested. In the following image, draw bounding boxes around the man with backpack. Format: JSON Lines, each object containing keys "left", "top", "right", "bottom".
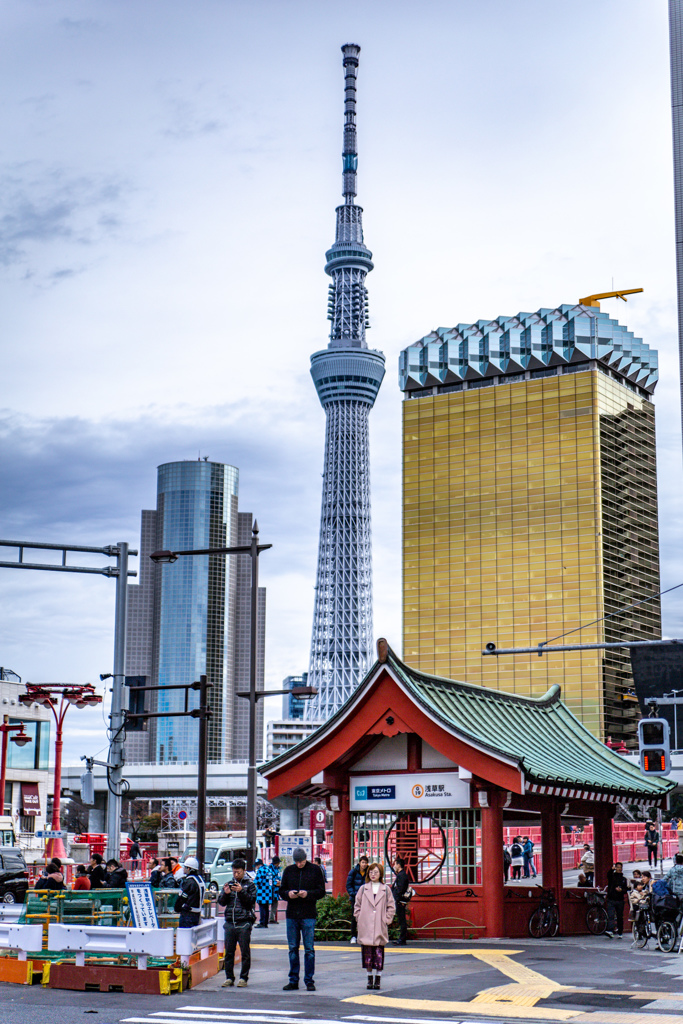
{"left": 510, "top": 837, "right": 524, "bottom": 880}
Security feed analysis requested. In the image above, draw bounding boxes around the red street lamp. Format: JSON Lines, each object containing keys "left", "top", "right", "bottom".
{"left": 0, "top": 721, "right": 32, "bottom": 817}
{"left": 19, "top": 683, "right": 102, "bottom": 859}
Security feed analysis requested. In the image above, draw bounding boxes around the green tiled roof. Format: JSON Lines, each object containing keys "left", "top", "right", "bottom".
{"left": 387, "top": 650, "right": 673, "bottom": 799}
{"left": 261, "top": 645, "right": 673, "bottom": 800}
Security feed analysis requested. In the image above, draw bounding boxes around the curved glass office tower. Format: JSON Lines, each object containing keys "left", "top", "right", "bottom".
{"left": 305, "top": 44, "right": 385, "bottom": 721}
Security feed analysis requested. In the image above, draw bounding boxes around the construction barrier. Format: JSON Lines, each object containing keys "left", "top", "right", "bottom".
{"left": 47, "top": 924, "right": 174, "bottom": 969}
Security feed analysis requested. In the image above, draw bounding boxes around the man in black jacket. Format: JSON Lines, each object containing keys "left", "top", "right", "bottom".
{"left": 217, "top": 857, "right": 256, "bottom": 986}
{"left": 87, "top": 853, "right": 107, "bottom": 890}
{"left": 279, "top": 847, "right": 326, "bottom": 991}
{"left": 105, "top": 858, "right": 128, "bottom": 888}
{"left": 644, "top": 822, "right": 660, "bottom": 868}
{"left": 174, "top": 857, "right": 206, "bottom": 929}
{"left": 391, "top": 856, "right": 410, "bottom": 946}
{"left": 605, "top": 861, "right": 628, "bottom": 938}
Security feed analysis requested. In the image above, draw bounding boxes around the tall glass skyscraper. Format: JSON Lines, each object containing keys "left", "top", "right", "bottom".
{"left": 125, "top": 460, "right": 265, "bottom": 764}
{"left": 305, "top": 44, "right": 385, "bottom": 721}
{"left": 400, "top": 304, "right": 660, "bottom": 744}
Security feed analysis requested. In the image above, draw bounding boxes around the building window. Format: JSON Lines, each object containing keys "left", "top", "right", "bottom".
{"left": 6, "top": 719, "right": 51, "bottom": 770}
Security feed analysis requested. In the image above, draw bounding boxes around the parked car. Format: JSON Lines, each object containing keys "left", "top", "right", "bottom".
{"left": 0, "top": 848, "right": 29, "bottom": 903}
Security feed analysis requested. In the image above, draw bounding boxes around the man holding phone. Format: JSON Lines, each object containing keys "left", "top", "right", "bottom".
{"left": 217, "top": 858, "right": 257, "bottom": 987}
{"left": 279, "top": 847, "right": 326, "bottom": 991}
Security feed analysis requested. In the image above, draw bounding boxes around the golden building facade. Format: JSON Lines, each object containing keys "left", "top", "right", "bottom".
{"left": 401, "top": 308, "right": 660, "bottom": 743}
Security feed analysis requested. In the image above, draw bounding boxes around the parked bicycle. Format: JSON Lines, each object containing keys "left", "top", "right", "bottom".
{"left": 528, "top": 887, "right": 559, "bottom": 938}
{"left": 585, "top": 888, "right": 607, "bottom": 935}
{"left": 655, "top": 895, "right": 682, "bottom": 953}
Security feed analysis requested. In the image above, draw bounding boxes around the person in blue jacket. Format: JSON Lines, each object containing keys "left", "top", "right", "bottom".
{"left": 268, "top": 856, "right": 282, "bottom": 923}
{"left": 254, "top": 859, "right": 272, "bottom": 928}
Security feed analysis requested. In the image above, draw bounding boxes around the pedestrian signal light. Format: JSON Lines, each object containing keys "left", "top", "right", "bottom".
{"left": 638, "top": 717, "right": 671, "bottom": 777}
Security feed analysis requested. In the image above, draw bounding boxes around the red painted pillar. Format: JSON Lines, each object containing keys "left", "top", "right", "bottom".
{"left": 332, "top": 793, "right": 352, "bottom": 896}
{"left": 593, "top": 805, "right": 615, "bottom": 888}
{"left": 480, "top": 791, "right": 505, "bottom": 937}
{"left": 541, "top": 801, "right": 563, "bottom": 927}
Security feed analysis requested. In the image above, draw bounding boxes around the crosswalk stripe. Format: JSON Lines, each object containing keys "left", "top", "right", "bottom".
{"left": 176, "top": 1012, "right": 301, "bottom": 1017}
{"left": 124, "top": 1017, "right": 304, "bottom": 1024}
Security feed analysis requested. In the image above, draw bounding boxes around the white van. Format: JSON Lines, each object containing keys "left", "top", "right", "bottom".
{"left": 184, "top": 838, "right": 265, "bottom": 893}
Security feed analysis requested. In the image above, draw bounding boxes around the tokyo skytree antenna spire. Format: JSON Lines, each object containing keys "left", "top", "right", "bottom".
{"left": 305, "top": 44, "right": 386, "bottom": 721}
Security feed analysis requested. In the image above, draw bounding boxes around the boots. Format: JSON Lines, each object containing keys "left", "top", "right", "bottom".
{"left": 374, "top": 974, "right": 381, "bottom": 989}
{"left": 366, "top": 974, "right": 374, "bottom": 989}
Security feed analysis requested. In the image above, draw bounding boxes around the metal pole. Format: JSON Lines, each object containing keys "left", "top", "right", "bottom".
{"left": 0, "top": 726, "right": 9, "bottom": 817}
{"left": 246, "top": 522, "right": 259, "bottom": 869}
{"left": 48, "top": 703, "right": 67, "bottom": 860}
{"left": 196, "top": 674, "right": 208, "bottom": 877}
{"left": 106, "top": 542, "right": 128, "bottom": 862}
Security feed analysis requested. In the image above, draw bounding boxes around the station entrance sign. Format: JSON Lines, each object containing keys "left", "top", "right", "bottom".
{"left": 350, "top": 772, "right": 470, "bottom": 811}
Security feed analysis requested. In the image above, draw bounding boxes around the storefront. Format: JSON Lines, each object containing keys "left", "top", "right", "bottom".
{"left": 261, "top": 640, "right": 674, "bottom": 938}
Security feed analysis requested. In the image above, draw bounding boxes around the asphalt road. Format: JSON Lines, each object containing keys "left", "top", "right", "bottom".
{"left": 3, "top": 930, "right": 683, "bottom": 1024}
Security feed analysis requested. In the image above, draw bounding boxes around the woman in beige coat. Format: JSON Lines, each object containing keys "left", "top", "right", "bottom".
{"left": 353, "top": 862, "right": 396, "bottom": 990}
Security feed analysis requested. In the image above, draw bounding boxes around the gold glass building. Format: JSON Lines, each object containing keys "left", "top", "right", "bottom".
{"left": 400, "top": 304, "right": 660, "bottom": 743}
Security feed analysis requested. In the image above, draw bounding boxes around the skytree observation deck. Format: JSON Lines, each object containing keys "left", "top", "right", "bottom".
{"left": 306, "top": 44, "right": 385, "bottom": 722}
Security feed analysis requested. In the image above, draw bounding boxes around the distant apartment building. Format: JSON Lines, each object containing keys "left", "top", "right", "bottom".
{"left": 124, "top": 460, "right": 265, "bottom": 764}
{"left": 266, "top": 719, "right": 319, "bottom": 761}
{"left": 399, "top": 303, "right": 660, "bottom": 744}
{"left": 1, "top": 667, "right": 52, "bottom": 833}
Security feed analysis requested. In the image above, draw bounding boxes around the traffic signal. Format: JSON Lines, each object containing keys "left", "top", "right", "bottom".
{"left": 638, "top": 717, "right": 671, "bottom": 776}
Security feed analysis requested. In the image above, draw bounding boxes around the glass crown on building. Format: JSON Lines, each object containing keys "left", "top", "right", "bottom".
{"left": 399, "top": 304, "right": 658, "bottom": 394}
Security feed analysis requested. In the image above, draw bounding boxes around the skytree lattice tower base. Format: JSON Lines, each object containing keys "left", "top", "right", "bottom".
{"left": 307, "top": 399, "right": 374, "bottom": 720}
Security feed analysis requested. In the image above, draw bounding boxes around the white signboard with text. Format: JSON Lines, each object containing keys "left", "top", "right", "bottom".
{"left": 349, "top": 772, "right": 470, "bottom": 811}
{"left": 126, "top": 881, "right": 160, "bottom": 929}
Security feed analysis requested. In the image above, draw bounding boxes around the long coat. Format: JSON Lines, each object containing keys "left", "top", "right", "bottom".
{"left": 353, "top": 881, "right": 396, "bottom": 947}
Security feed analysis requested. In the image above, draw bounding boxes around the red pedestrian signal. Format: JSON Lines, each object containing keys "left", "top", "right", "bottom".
{"left": 638, "top": 717, "right": 671, "bottom": 777}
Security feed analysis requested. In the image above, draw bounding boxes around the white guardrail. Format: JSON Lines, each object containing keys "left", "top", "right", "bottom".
{"left": 175, "top": 919, "right": 219, "bottom": 965}
{"left": 0, "top": 905, "right": 24, "bottom": 921}
{"left": 0, "top": 924, "right": 43, "bottom": 960}
{"left": 48, "top": 924, "right": 175, "bottom": 969}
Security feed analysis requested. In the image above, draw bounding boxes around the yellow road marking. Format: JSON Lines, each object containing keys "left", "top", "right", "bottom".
{"left": 343, "top": 993, "right": 580, "bottom": 1020}
{"left": 253, "top": 944, "right": 524, "bottom": 955}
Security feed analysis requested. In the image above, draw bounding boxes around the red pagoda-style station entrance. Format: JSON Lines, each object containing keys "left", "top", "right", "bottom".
{"left": 261, "top": 641, "right": 673, "bottom": 938}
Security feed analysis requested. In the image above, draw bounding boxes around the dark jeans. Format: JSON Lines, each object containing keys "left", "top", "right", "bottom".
{"left": 178, "top": 910, "right": 200, "bottom": 929}
{"left": 224, "top": 922, "right": 252, "bottom": 980}
{"left": 523, "top": 854, "right": 537, "bottom": 878}
{"left": 395, "top": 901, "right": 408, "bottom": 944}
{"left": 647, "top": 845, "right": 657, "bottom": 867}
{"left": 286, "top": 917, "right": 315, "bottom": 985}
{"left": 606, "top": 898, "right": 624, "bottom": 935}
{"left": 258, "top": 901, "right": 270, "bottom": 927}
{"left": 270, "top": 898, "right": 279, "bottom": 923}
{"left": 350, "top": 912, "right": 358, "bottom": 939}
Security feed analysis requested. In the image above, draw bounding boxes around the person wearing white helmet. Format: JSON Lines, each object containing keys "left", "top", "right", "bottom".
{"left": 174, "top": 856, "right": 206, "bottom": 928}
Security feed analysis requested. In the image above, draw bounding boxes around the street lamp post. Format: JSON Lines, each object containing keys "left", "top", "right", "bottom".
{"left": 0, "top": 721, "right": 32, "bottom": 816}
{"left": 19, "top": 684, "right": 102, "bottom": 859}
{"left": 151, "top": 521, "right": 271, "bottom": 869}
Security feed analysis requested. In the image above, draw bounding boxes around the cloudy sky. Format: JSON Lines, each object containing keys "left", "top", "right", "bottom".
{"left": 1, "top": 0, "right": 681, "bottom": 764}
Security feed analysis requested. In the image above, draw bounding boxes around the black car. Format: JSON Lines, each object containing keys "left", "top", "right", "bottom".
{"left": 0, "top": 848, "right": 29, "bottom": 903}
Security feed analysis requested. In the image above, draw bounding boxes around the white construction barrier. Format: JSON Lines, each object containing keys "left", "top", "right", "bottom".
{"left": 0, "top": 905, "right": 24, "bottom": 921}
{"left": 0, "top": 923, "right": 43, "bottom": 960}
{"left": 47, "top": 924, "right": 174, "bottom": 970}
{"left": 175, "top": 919, "right": 218, "bottom": 965}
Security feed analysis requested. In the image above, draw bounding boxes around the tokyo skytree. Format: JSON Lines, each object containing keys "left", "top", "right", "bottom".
{"left": 305, "top": 44, "right": 386, "bottom": 721}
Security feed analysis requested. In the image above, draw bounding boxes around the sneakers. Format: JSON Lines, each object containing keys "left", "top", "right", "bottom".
{"left": 350, "top": 936, "right": 357, "bottom": 944}
{"left": 222, "top": 979, "right": 234, "bottom": 987}
{"left": 615, "top": 934, "right": 623, "bottom": 940}
{"left": 306, "top": 982, "right": 316, "bottom": 991}
{"left": 283, "top": 983, "right": 299, "bottom": 991}
{"left": 604, "top": 930, "right": 614, "bottom": 939}
{"left": 237, "top": 978, "right": 248, "bottom": 986}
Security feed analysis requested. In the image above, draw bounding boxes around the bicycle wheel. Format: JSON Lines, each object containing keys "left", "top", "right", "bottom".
{"left": 658, "top": 920, "right": 677, "bottom": 953}
{"left": 529, "top": 908, "right": 549, "bottom": 938}
{"left": 632, "top": 921, "right": 648, "bottom": 949}
{"left": 587, "top": 905, "right": 607, "bottom": 935}
{"left": 549, "top": 906, "right": 560, "bottom": 937}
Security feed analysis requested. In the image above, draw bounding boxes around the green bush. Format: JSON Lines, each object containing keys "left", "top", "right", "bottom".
{"left": 314, "top": 891, "right": 406, "bottom": 942}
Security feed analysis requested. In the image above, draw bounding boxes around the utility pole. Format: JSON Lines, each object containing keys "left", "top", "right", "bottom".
{"left": 106, "top": 542, "right": 129, "bottom": 862}
{"left": 246, "top": 524, "right": 260, "bottom": 868}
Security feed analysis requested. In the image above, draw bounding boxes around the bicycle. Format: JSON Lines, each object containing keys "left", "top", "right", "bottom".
{"left": 585, "top": 888, "right": 608, "bottom": 935}
{"left": 656, "top": 898, "right": 682, "bottom": 953}
{"left": 528, "top": 887, "right": 559, "bottom": 938}
{"left": 631, "top": 896, "right": 657, "bottom": 949}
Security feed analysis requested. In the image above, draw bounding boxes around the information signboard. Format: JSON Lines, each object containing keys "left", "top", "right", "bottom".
{"left": 126, "top": 881, "right": 160, "bottom": 929}
{"left": 278, "top": 835, "right": 312, "bottom": 860}
{"left": 349, "top": 772, "right": 470, "bottom": 811}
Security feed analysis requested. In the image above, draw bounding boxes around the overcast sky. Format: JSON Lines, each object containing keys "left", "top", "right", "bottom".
{"left": 1, "top": 0, "right": 681, "bottom": 765}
